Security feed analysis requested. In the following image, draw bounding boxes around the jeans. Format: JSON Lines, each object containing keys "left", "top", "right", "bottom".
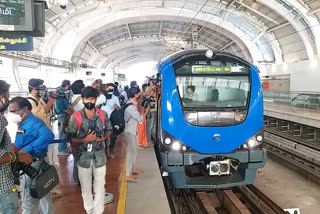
{"left": 78, "top": 161, "right": 106, "bottom": 214}
{"left": 0, "top": 192, "right": 19, "bottom": 214}
{"left": 146, "top": 111, "right": 157, "bottom": 142}
{"left": 125, "top": 132, "right": 138, "bottom": 176}
{"left": 57, "top": 114, "right": 67, "bottom": 152}
{"left": 20, "top": 160, "right": 54, "bottom": 214}
{"left": 73, "top": 156, "right": 79, "bottom": 184}
{"left": 109, "top": 132, "right": 117, "bottom": 153}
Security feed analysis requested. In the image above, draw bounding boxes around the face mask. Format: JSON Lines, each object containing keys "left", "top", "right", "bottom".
{"left": 6, "top": 111, "right": 22, "bottom": 124}
{"left": 84, "top": 102, "right": 95, "bottom": 110}
{"left": 106, "top": 90, "right": 114, "bottom": 99}
{"left": 0, "top": 97, "right": 9, "bottom": 113}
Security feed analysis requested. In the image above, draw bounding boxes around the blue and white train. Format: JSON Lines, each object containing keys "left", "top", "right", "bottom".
{"left": 156, "top": 49, "right": 267, "bottom": 188}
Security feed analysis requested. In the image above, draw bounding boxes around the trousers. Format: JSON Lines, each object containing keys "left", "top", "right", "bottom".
{"left": 125, "top": 132, "right": 139, "bottom": 176}
{"left": 146, "top": 111, "right": 157, "bottom": 142}
{"left": 0, "top": 192, "right": 19, "bottom": 214}
{"left": 78, "top": 161, "right": 106, "bottom": 214}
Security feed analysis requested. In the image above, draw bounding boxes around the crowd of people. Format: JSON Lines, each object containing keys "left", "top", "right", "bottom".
{"left": 0, "top": 77, "right": 159, "bottom": 214}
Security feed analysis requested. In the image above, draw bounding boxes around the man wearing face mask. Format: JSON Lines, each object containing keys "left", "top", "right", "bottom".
{"left": 0, "top": 81, "right": 32, "bottom": 214}
{"left": 27, "top": 78, "right": 57, "bottom": 128}
{"left": 67, "top": 86, "right": 112, "bottom": 214}
{"left": 8, "top": 97, "right": 55, "bottom": 214}
{"left": 101, "top": 83, "right": 120, "bottom": 159}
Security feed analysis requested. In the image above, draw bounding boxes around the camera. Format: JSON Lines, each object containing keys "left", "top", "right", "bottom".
{"left": 42, "top": 88, "right": 70, "bottom": 103}
{"left": 88, "top": 123, "right": 103, "bottom": 138}
{"left": 142, "top": 97, "right": 156, "bottom": 109}
{"left": 147, "top": 73, "right": 161, "bottom": 86}
{"left": 58, "top": 0, "right": 68, "bottom": 9}
{"left": 12, "top": 162, "right": 39, "bottom": 184}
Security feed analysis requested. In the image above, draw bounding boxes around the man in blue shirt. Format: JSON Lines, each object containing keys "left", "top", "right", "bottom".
{"left": 9, "top": 97, "right": 55, "bottom": 214}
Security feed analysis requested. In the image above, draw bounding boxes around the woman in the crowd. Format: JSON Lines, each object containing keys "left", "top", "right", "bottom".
{"left": 124, "top": 87, "right": 150, "bottom": 182}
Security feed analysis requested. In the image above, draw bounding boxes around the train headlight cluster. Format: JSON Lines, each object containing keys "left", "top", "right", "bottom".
{"left": 240, "top": 130, "right": 264, "bottom": 150}
{"left": 161, "top": 130, "right": 191, "bottom": 152}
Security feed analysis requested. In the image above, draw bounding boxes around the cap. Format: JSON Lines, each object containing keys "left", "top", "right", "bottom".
{"left": 28, "top": 78, "right": 44, "bottom": 89}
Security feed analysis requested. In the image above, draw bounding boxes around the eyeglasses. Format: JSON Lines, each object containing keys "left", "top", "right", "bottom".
{"left": 9, "top": 108, "right": 21, "bottom": 114}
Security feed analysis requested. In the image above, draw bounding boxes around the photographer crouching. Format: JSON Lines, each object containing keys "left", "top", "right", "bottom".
{"left": 0, "top": 80, "right": 32, "bottom": 214}
{"left": 8, "top": 97, "right": 55, "bottom": 214}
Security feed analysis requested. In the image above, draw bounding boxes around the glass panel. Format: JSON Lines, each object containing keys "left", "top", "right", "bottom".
{"left": 176, "top": 76, "right": 250, "bottom": 108}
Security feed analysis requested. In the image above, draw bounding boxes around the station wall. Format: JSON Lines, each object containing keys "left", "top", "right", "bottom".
{"left": 259, "top": 59, "right": 320, "bottom": 93}
{"left": 0, "top": 57, "right": 115, "bottom": 92}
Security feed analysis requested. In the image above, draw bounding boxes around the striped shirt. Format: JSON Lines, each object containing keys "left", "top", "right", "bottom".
{"left": 0, "top": 114, "right": 15, "bottom": 194}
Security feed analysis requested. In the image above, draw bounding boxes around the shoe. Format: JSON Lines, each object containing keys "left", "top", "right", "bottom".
{"left": 58, "top": 151, "right": 70, "bottom": 156}
{"left": 110, "top": 152, "right": 115, "bottom": 159}
{"left": 104, "top": 193, "right": 114, "bottom": 204}
{"left": 138, "top": 146, "right": 145, "bottom": 150}
{"left": 73, "top": 181, "right": 80, "bottom": 186}
{"left": 132, "top": 169, "right": 144, "bottom": 175}
{"left": 126, "top": 175, "right": 138, "bottom": 182}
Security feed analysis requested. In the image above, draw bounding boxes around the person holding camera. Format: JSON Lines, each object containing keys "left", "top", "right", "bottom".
{"left": 8, "top": 97, "right": 55, "bottom": 214}
{"left": 27, "top": 78, "right": 57, "bottom": 128}
{"left": 124, "top": 87, "right": 151, "bottom": 182}
{"left": 0, "top": 80, "right": 32, "bottom": 214}
{"left": 67, "top": 86, "right": 112, "bottom": 214}
{"left": 56, "top": 80, "right": 71, "bottom": 155}
{"left": 137, "top": 84, "right": 153, "bottom": 147}
{"left": 101, "top": 83, "right": 120, "bottom": 159}
{"left": 146, "top": 83, "right": 158, "bottom": 145}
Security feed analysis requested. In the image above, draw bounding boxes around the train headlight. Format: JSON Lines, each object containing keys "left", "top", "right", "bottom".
{"left": 248, "top": 139, "right": 256, "bottom": 148}
{"left": 206, "top": 49, "right": 215, "bottom": 58}
{"left": 256, "top": 135, "right": 263, "bottom": 142}
{"left": 172, "top": 141, "right": 181, "bottom": 150}
{"left": 164, "top": 137, "right": 172, "bottom": 145}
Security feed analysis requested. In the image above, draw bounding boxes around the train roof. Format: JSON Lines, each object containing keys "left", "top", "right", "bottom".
{"left": 158, "top": 49, "right": 251, "bottom": 68}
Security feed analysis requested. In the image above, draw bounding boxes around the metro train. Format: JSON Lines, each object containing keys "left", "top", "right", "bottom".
{"left": 156, "top": 49, "right": 267, "bottom": 188}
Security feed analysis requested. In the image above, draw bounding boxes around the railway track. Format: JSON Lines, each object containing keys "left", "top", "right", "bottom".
{"left": 166, "top": 183, "right": 286, "bottom": 214}
{"left": 264, "top": 116, "right": 320, "bottom": 180}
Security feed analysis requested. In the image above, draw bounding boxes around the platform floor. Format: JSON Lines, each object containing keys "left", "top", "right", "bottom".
{"left": 42, "top": 134, "right": 170, "bottom": 214}
{"left": 264, "top": 102, "right": 320, "bottom": 128}
{"left": 52, "top": 134, "right": 127, "bottom": 214}
{"left": 255, "top": 156, "right": 320, "bottom": 214}
{"left": 125, "top": 147, "right": 171, "bottom": 214}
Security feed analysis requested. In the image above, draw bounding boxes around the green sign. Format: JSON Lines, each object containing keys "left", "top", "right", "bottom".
{"left": 0, "top": 0, "right": 25, "bottom": 26}
{"left": 192, "top": 65, "right": 231, "bottom": 74}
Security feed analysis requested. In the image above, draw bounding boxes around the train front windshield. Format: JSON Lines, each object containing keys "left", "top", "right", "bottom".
{"left": 175, "top": 60, "right": 250, "bottom": 109}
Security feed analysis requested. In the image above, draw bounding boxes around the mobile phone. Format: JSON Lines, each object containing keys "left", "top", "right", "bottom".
{"left": 87, "top": 143, "right": 92, "bottom": 152}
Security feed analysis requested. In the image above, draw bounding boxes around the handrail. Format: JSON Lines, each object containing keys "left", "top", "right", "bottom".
{"left": 263, "top": 90, "right": 320, "bottom": 111}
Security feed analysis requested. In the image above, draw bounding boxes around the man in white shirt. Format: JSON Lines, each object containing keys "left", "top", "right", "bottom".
{"left": 101, "top": 83, "right": 120, "bottom": 158}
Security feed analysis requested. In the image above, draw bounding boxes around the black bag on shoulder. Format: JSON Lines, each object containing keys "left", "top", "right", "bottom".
{"left": 109, "top": 103, "right": 133, "bottom": 135}
{"left": 29, "top": 161, "right": 59, "bottom": 199}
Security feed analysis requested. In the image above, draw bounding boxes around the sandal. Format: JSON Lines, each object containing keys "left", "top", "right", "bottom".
{"left": 132, "top": 169, "right": 144, "bottom": 175}
{"left": 126, "top": 175, "right": 138, "bottom": 182}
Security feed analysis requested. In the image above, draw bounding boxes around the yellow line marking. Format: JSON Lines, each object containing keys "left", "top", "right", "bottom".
{"left": 117, "top": 150, "right": 128, "bottom": 214}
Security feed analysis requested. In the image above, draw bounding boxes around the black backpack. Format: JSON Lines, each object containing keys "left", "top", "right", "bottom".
{"left": 110, "top": 103, "right": 133, "bottom": 135}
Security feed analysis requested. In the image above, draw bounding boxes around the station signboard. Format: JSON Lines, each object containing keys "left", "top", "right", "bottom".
{"left": 0, "top": 35, "right": 33, "bottom": 51}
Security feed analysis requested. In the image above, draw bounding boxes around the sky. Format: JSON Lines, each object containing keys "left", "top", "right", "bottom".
{"left": 118, "top": 61, "right": 158, "bottom": 86}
